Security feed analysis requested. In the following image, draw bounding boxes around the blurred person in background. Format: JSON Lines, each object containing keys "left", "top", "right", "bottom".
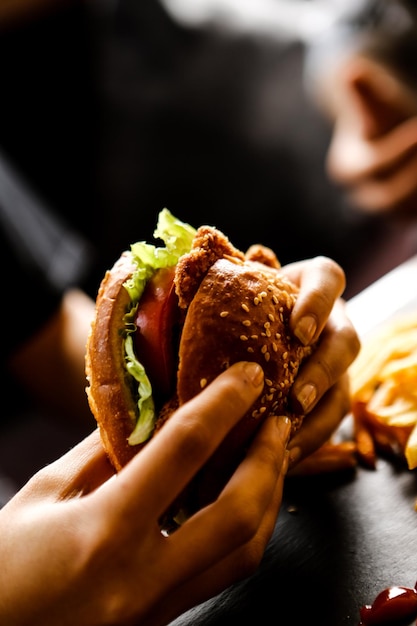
{"left": 0, "top": 0, "right": 384, "bottom": 301}
{"left": 306, "top": 0, "right": 417, "bottom": 285}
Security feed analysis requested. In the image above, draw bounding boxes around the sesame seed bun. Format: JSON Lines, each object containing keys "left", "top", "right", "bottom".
{"left": 176, "top": 256, "right": 313, "bottom": 508}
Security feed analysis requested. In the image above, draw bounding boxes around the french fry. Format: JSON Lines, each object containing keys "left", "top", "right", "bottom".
{"left": 349, "top": 310, "right": 417, "bottom": 470}
{"left": 288, "top": 442, "right": 358, "bottom": 476}
{"left": 352, "top": 408, "right": 377, "bottom": 469}
{"left": 405, "top": 423, "right": 417, "bottom": 471}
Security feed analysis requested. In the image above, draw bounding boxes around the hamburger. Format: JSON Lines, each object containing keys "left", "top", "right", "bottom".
{"left": 85, "top": 209, "right": 315, "bottom": 518}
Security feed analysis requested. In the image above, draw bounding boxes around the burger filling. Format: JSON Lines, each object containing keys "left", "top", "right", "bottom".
{"left": 122, "top": 209, "right": 196, "bottom": 445}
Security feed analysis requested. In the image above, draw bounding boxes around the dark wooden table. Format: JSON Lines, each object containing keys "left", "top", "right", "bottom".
{"left": 171, "top": 459, "right": 417, "bottom": 625}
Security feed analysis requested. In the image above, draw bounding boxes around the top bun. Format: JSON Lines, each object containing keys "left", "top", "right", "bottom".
{"left": 176, "top": 256, "right": 313, "bottom": 507}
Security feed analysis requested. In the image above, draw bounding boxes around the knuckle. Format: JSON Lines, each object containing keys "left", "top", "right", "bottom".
{"left": 314, "top": 255, "right": 346, "bottom": 293}
{"left": 331, "top": 319, "right": 361, "bottom": 366}
{"left": 342, "top": 324, "right": 361, "bottom": 363}
{"left": 171, "top": 417, "right": 214, "bottom": 465}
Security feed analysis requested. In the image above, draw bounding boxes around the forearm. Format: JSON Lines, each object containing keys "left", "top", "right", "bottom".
{"left": 8, "top": 288, "right": 96, "bottom": 425}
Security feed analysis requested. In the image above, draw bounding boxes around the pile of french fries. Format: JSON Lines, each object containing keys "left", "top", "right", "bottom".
{"left": 349, "top": 311, "right": 417, "bottom": 471}
{"left": 288, "top": 310, "right": 417, "bottom": 480}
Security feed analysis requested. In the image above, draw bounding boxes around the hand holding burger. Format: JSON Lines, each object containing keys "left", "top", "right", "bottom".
{"left": 86, "top": 210, "right": 360, "bottom": 517}
{"left": 0, "top": 212, "right": 359, "bottom": 625}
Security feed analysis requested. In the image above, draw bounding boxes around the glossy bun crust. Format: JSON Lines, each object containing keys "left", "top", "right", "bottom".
{"left": 178, "top": 257, "right": 311, "bottom": 430}
{"left": 85, "top": 252, "right": 144, "bottom": 470}
{"left": 176, "top": 256, "right": 313, "bottom": 507}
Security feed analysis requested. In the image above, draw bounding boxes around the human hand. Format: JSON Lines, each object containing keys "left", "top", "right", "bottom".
{"left": 318, "top": 54, "right": 417, "bottom": 214}
{"left": 0, "top": 361, "right": 291, "bottom": 626}
{"left": 279, "top": 255, "right": 360, "bottom": 468}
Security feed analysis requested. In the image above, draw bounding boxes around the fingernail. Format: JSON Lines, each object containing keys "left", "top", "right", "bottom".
{"left": 294, "top": 315, "right": 317, "bottom": 345}
{"left": 295, "top": 383, "right": 317, "bottom": 414}
{"left": 276, "top": 416, "right": 291, "bottom": 446}
{"left": 243, "top": 362, "right": 264, "bottom": 387}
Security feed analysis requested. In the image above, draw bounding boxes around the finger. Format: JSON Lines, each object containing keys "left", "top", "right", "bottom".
{"left": 143, "top": 448, "right": 287, "bottom": 626}
{"left": 281, "top": 256, "right": 346, "bottom": 346}
{"left": 348, "top": 146, "right": 417, "bottom": 212}
{"left": 288, "top": 376, "right": 351, "bottom": 468}
{"left": 327, "top": 116, "right": 417, "bottom": 188}
{"left": 17, "top": 429, "right": 115, "bottom": 503}
{"left": 163, "top": 415, "right": 291, "bottom": 584}
{"left": 100, "top": 362, "right": 265, "bottom": 521}
{"left": 291, "top": 300, "right": 360, "bottom": 414}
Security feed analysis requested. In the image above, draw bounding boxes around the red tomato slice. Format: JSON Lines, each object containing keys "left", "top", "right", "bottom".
{"left": 134, "top": 266, "right": 180, "bottom": 398}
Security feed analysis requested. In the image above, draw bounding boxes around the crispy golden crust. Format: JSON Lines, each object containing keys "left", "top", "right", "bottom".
{"left": 175, "top": 225, "right": 245, "bottom": 309}
{"left": 245, "top": 243, "right": 281, "bottom": 268}
{"left": 176, "top": 256, "right": 312, "bottom": 507}
{"left": 85, "top": 252, "right": 143, "bottom": 470}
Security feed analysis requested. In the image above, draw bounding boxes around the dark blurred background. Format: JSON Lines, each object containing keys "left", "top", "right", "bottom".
{"left": 0, "top": 0, "right": 389, "bottom": 302}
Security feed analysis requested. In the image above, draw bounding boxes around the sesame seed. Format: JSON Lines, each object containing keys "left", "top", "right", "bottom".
{"left": 200, "top": 378, "right": 207, "bottom": 389}
{"left": 265, "top": 329, "right": 271, "bottom": 338}
{"left": 251, "top": 334, "right": 259, "bottom": 340}
{"left": 242, "top": 320, "right": 251, "bottom": 326}
{"left": 260, "top": 291, "right": 267, "bottom": 299}
{"left": 241, "top": 303, "right": 249, "bottom": 313}
{"left": 268, "top": 313, "right": 275, "bottom": 322}
{"left": 272, "top": 295, "right": 279, "bottom": 304}
{"left": 265, "top": 379, "right": 273, "bottom": 386}
{"left": 259, "top": 406, "right": 267, "bottom": 414}
{"left": 283, "top": 351, "right": 288, "bottom": 359}
{"left": 240, "top": 335, "right": 249, "bottom": 341}
{"left": 272, "top": 342, "right": 278, "bottom": 352}
{"left": 247, "top": 347, "right": 254, "bottom": 353}
{"left": 261, "top": 345, "right": 267, "bottom": 354}
{"left": 276, "top": 333, "right": 281, "bottom": 340}
{"left": 264, "top": 352, "right": 270, "bottom": 362}
{"left": 264, "top": 321, "right": 270, "bottom": 329}
{"left": 220, "top": 311, "right": 229, "bottom": 318}
{"left": 254, "top": 297, "right": 260, "bottom": 306}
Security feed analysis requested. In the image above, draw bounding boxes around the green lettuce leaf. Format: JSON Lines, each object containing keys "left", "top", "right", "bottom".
{"left": 123, "top": 208, "right": 196, "bottom": 445}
